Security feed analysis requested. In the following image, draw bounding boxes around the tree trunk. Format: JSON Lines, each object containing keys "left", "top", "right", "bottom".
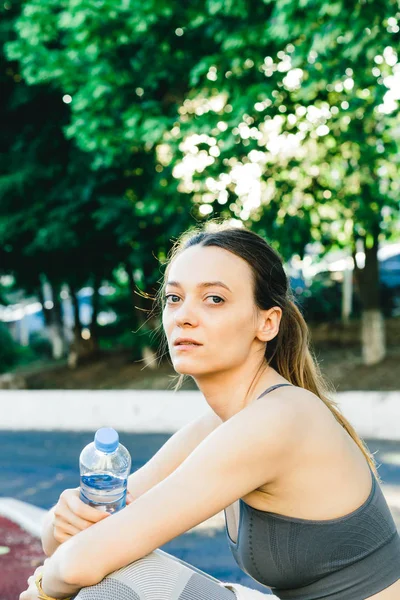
{"left": 352, "top": 231, "right": 386, "bottom": 365}
{"left": 48, "top": 323, "right": 64, "bottom": 360}
{"left": 68, "top": 286, "right": 82, "bottom": 368}
{"left": 51, "top": 282, "right": 67, "bottom": 359}
{"left": 37, "top": 280, "right": 51, "bottom": 328}
{"left": 90, "top": 272, "right": 101, "bottom": 350}
{"left": 341, "top": 256, "right": 353, "bottom": 325}
{"left": 68, "top": 282, "right": 99, "bottom": 369}
{"left": 70, "top": 286, "right": 83, "bottom": 337}
{"left": 126, "top": 263, "right": 158, "bottom": 370}
{"left": 18, "top": 311, "right": 29, "bottom": 346}
{"left": 39, "top": 278, "right": 66, "bottom": 360}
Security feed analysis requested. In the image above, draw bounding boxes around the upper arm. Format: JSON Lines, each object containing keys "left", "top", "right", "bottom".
{"left": 61, "top": 394, "right": 309, "bottom": 585}
{"left": 127, "top": 408, "right": 222, "bottom": 499}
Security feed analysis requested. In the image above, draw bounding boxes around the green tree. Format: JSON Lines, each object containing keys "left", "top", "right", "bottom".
{"left": 6, "top": 0, "right": 400, "bottom": 366}
{"left": 167, "top": 0, "right": 400, "bottom": 364}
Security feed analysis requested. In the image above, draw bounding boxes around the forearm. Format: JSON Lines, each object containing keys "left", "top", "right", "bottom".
{"left": 41, "top": 505, "right": 62, "bottom": 557}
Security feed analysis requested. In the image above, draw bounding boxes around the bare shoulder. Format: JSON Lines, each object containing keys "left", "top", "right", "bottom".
{"left": 251, "top": 383, "right": 323, "bottom": 422}
{"left": 205, "top": 384, "right": 325, "bottom": 435}
{"left": 225, "top": 384, "right": 317, "bottom": 456}
{"left": 245, "top": 384, "right": 334, "bottom": 458}
{"left": 270, "top": 384, "right": 337, "bottom": 426}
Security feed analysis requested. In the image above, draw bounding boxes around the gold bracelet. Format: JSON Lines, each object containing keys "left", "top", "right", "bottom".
{"left": 35, "top": 571, "right": 73, "bottom": 600}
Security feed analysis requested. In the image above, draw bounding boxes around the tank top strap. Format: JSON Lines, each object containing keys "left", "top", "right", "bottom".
{"left": 256, "top": 383, "right": 293, "bottom": 401}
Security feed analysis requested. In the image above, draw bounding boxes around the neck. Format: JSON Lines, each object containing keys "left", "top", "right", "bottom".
{"left": 193, "top": 361, "right": 285, "bottom": 422}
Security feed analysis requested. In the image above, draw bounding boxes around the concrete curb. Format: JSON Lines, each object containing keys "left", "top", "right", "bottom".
{"left": 335, "top": 391, "right": 400, "bottom": 440}
{"left": 0, "top": 390, "right": 400, "bottom": 439}
{"left": 0, "top": 390, "right": 205, "bottom": 433}
{"left": 0, "top": 498, "right": 46, "bottom": 538}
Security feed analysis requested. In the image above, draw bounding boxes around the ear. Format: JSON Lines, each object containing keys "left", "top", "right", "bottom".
{"left": 256, "top": 306, "right": 282, "bottom": 342}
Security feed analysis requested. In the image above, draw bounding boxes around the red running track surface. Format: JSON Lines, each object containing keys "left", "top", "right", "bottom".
{"left": 0, "top": 516, "right": 46, "bottom": 599}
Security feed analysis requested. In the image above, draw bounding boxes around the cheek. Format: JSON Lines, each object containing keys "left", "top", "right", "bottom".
{"left": 223, "top": 307, "right": 255, "bottom": 334}
{"left": 161, "top": 312, "right": 173, "bottom": 344}
{"left": 210, "top": 311, "right": 256, "bottom": 352}
{"left": 162, "top": 309, "right": 171, "bottom": 330}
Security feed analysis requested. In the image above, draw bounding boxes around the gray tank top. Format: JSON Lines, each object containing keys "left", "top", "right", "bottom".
{"left": 224, "top": 383, "right": 400, "bottom": 599}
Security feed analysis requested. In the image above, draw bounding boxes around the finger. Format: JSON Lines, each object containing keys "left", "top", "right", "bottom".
{"left": 67, "top": 494, "right": 111, "bottom": 523}
{"left": 57, "top": 494, "right": 109, "bottom": 527}
{"left": 53, "top": 530, "right": 73, "bottom": 544}
{"left": 54, "top": 522, "right": 81, "bottom": 537}
{"left": 54, "top": 507, "right": 92, "bottom": 532}
{"left": 126, "top": 492, "right": 134, "bottom": 505}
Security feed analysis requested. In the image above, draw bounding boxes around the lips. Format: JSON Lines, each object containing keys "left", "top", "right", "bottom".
{"left": 174, "top": 338, "right": 202, "bottom": 346}
{"left": 175, "top": 343, "right": 201, "bottom": 351}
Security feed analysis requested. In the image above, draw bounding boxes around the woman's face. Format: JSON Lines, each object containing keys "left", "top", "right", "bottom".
{"left": 162, "top": 244, "right": 266, "bottom": 377}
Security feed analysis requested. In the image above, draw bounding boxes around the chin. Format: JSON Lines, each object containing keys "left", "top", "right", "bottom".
{"left": 173, "top": 363, "right": 217, "bottom": 379}
{"left": 173, "top": 365, "right": 197, "bottom": 376}
{"left": 172, "top": 360, "right": 203, "bottom": 376}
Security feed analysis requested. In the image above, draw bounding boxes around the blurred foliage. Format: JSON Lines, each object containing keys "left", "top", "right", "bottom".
{"left": 0, "top": 0, "right": 194, "bottom": 326}
{"left": 296, "top": 276, "right": 396, "bottom": 323}
{"left": 0, "top": 323, "right": 46, "bottom": 373}
{"left": 5, "top": 0, "right": 399, "bottom": 258}
{"left": 97, "top": 288, "right": 142, "bottom": 356}
{"left": 0, "top": 323, "right": 19, "bottom": 373}
{"left": 29, "top": 330, "right": 54, "bottom": 359}
{"left": 97, "top": 273, "right": 163, "bottom": 359}
{"left": 295, "top": 276, "right": 355, "bottom": 323}
{"left": 0, "top": 0, "right": 399, "bottom": 364}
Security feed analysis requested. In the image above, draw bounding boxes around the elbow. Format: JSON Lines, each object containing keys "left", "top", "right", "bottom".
{"left": 57, "top": 547, "right": 104, "bottom": 588}
{"left": 61, "top": 562, "right": 103, "bottom": 588}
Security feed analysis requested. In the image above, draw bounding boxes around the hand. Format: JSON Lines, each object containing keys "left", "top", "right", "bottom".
{"left": 19, "top": 563, "right": 47, "bottom": 600}
{"left": 52, "top": 487, "right": 134, "bottom": 544}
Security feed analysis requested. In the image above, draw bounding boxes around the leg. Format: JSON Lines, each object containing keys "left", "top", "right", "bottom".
{"left": 72, "top": 548, "right": 237, "bottom": 599}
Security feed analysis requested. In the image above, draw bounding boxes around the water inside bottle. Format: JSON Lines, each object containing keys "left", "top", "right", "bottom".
{"left": 80, "top": 472, "right": 127, "bottom": 514}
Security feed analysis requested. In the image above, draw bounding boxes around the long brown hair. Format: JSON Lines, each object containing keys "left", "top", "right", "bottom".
{"left": 152, "top": 222, "right": 380, "bottom": 481}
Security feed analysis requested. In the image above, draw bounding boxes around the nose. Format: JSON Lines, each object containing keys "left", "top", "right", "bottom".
{"left": 173, "top": 299, "right": 199, "bottom": 328}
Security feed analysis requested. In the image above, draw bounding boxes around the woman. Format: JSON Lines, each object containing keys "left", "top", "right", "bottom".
{"left": 22, "top": 225, "right": 400, "bottom": 600}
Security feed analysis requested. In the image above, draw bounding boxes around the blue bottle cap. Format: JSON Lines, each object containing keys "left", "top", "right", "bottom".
{"left": 94, "top": 427, "right": 119, "bottom": 453}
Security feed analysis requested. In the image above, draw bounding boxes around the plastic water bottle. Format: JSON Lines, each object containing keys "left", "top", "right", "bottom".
{"left": 79, "top": 427, "right": 131, "bottom": 514}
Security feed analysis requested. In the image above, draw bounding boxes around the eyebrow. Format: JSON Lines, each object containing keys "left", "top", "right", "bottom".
{"left": 166, "top": 280, "right": 232, "bottom": 292}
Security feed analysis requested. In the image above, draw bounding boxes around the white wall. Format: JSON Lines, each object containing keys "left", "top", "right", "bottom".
{"left": 0, "top": 390, "right": 399, "bottom": 439}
